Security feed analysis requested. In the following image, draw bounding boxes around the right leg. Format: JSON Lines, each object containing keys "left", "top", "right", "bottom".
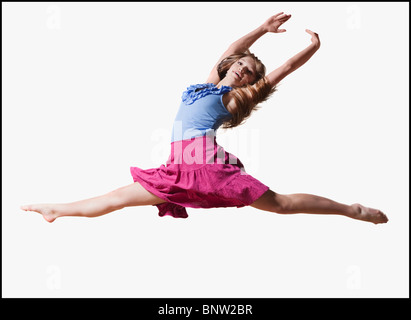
{"left": 250, "top": 189, "right": 388, "bottom": 224}
{"left": 21, "top": 182, "right": 166, "bottom": 223}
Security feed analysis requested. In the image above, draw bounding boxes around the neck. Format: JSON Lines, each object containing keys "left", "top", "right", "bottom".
{"left": 217, "top": 78, "right": 235, "bottom": 88}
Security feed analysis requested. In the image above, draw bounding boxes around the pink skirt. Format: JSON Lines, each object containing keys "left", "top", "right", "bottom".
{"left": 130, "top": 135, "right": 269, "bottom": 218}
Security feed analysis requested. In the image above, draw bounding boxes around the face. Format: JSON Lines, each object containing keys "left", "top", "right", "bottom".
{"left": 227, "top": 56, "right": 257, "bottom": 87}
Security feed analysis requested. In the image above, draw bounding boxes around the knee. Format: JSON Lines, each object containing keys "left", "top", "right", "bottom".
{"left": 252, "top": 190, "right": 292, "bottom": 214}
{"left": 107, "top": 188, "right": 127, "bottom": 210}
{"left": 271, "top": 193, "right": 292, "bottom": 214}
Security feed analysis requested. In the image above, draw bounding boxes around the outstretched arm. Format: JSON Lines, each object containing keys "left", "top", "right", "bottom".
{"left": 229, "top": 12, "right": 291, "bottom": 52}
{"left": 266, "top": 29, "right": 321, "bottom": 88}
{"left": 206, "top": 12, "right": 292, "bottom": 84}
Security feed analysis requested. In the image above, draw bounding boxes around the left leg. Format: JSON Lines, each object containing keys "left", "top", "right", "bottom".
{"left": 21, "top": 182, "right": 166, "bottom": 222}
{"left": 250, "top": 189, "right": 388, "bottom": 224}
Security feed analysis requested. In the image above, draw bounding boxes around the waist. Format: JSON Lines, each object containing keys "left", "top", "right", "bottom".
{"left": 171, "top": 128, "right": 217, "bottom": 143}
{"left": 171, "top": 118, "right": 228, "bottom": 143}
{"left": 166, "top": 134, "right": 240, "bottom": 167}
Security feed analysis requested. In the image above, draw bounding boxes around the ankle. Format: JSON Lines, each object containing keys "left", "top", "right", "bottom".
{"left": 348, "top": 203, "right": 361, "bottom": 219}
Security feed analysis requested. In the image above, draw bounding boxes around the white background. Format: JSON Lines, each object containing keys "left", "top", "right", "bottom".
{"left": 2, "top": 2, "right": 409, "bottom": 297}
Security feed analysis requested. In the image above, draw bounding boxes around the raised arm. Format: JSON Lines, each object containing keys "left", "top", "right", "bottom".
{"left": 206, "top": 12, "right": 292, "bottom": 84}
{"left": 266, "top": 29, "right": 321, "bottom": 88}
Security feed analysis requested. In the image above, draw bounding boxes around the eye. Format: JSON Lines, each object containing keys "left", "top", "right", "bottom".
{"left": 238, "top": 61, "right": 242, "bottom": 65}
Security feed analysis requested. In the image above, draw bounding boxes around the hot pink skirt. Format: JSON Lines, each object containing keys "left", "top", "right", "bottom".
{"left": 130, "top": 135, "right": 269, "bottom": 218}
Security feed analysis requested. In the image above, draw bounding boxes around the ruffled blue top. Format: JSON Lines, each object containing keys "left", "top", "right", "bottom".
{"left": 181, "top": 83, "right": 233, "bottom": 105}
{"left": 171, "top": 83, "right": 233, "bottom": 142}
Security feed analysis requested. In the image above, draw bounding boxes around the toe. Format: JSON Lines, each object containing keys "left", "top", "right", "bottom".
{"left": 376, "top": 211, "right": 388, "bottom": 224}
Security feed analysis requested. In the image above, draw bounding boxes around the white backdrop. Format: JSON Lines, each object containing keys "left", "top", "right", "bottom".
{"left": 2, "top": 2, "right": 409, "bottom": 297}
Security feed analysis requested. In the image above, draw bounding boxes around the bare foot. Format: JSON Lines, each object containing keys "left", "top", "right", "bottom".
{"left": 350, "top": 203, "right": 388, "bottom": 224}
{"left": 20, "top": 204, "right": 57, "bottom": 223}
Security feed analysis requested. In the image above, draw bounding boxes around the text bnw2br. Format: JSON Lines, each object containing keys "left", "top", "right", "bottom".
{"left": 158, "top": 304, "right": 253, "bottom": 317}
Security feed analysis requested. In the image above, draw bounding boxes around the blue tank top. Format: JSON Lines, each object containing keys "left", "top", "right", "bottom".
{"left": 171, "top": 83, "right": 233, "bottom": 142}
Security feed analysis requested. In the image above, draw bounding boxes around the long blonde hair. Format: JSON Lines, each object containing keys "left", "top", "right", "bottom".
{"left": 217, "top": 51, "right": 276, "bottom": 129}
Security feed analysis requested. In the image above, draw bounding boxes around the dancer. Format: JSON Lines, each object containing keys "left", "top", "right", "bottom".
{"left": 21, "top": 12, "right": 388, "bottom": 224}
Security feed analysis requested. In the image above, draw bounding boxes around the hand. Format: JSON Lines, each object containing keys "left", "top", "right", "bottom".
{"left": 305, "top": 29, "right": 320, "bottom": 47}
{"left": 262, "top": 12, "right": 292, "bottom": 33}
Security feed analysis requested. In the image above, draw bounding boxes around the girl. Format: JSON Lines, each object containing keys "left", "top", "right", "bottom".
{"left": 21, "top": 12, "right": 388, "bottom": 224}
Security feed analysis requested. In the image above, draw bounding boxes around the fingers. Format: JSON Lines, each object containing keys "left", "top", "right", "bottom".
{"left": 305, "top": 29, "right": 320, "bottom": 45}
{"left": 279, "top": 13, "right": 291, "bottom": 21}
{"left": 305, "top": 29, "right": 318, "bottom": 35}
{"left": 273, "top": 12, "right": 284, "bottom": 18}
{"left": 273, "top": 12, "right": 291, "bottom": 21}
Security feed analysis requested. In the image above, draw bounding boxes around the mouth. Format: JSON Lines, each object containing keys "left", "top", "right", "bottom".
{"left": 233, "top": 71, "right": 242, "bottom": 80}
